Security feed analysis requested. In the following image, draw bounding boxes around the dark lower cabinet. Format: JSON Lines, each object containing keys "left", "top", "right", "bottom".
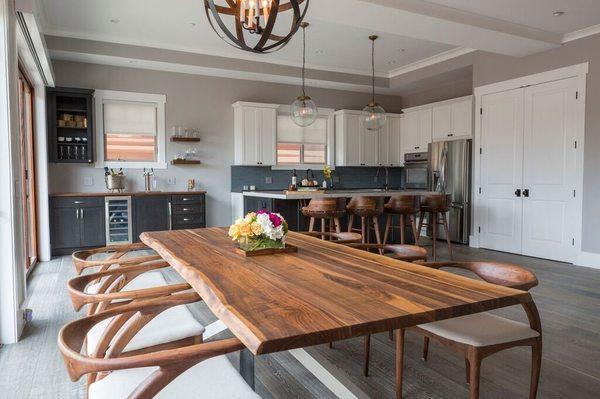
{"left": 133, "top": 195, "right": 170, "bottom": 242}
{"left": 51, "top": 196, "right": 106, "bottom": 255}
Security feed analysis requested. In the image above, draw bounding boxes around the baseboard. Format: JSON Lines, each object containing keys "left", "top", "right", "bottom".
{"left": 574, "top": 251, "right": 600, "bottom": 269}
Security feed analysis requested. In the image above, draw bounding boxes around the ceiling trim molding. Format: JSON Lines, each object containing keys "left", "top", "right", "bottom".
{"left": 562, "top": 24, "right": 600, "bottom": 43}
{"left": 388, "top": 47, "right": 475, "bottom": 77}
{"left": 43, "top": 27, "right": 391, "bottom": 79}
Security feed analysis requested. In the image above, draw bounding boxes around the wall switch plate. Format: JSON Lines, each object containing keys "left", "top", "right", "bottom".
{"left": 83, "top": 177, "right": 93, "bottom": 186}
{"left": 265, "top": 176, "right": 273, "bottom": 184}
{"left": 167, "top": 177, "right": 177, "bottom": 185}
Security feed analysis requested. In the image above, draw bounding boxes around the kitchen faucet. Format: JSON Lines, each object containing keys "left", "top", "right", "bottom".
{"left": 375, "top": 166, "right": 389, "bottom": 191}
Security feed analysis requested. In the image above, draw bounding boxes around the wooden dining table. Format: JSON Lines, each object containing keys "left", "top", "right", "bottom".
{"left": 141, "top": 227, "right": 541, "bottom": 398}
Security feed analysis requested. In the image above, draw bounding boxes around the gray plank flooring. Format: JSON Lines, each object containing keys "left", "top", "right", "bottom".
{"left": 0, "top": 242, "right": 599, "bottom": 398}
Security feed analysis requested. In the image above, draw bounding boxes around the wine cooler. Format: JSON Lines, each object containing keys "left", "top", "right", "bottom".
{"left": 105, "top": 196, "right": 132, "bottom": 245}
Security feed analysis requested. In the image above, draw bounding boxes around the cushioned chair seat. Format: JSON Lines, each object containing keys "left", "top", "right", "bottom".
{"left": 85, "top": 270, "right": 167, "bottom": 295}
{"left": 419, "top": 312, "right": 539, "bottom": 347}
{"left": 88, "top": 355, "right": 260, "bottom": 399}
{"left": 86, "top": 301, "right": 205, "bottom": 355}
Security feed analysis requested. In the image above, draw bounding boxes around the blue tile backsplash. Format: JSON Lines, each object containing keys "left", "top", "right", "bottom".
{"left": 231, "top": 166, "right": 405, "bottom": 192}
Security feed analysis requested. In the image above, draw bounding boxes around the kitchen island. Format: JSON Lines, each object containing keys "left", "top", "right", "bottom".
{"left": 241, "top": 189, "right": 439, "bottom": 241}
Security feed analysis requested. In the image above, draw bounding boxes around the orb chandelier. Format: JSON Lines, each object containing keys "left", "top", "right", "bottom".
{"left": 291, "top": 22, "right": 317, "bottom": 127}
{"left": 361, "top": 35, "right": 387, "bottom": 131}
{"left": 204, "top": 0, "right": 309, "bottom": 53}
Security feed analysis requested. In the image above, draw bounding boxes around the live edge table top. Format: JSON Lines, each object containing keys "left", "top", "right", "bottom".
{"left": 141, "top": 228, "right": 533, "bottom": 355}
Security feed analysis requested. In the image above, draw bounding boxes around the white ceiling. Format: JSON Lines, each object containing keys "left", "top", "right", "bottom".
{"left": 39, "top": 0, "right": 454, "bottom": 76}
{"left": 426, "top": 0, "right": 600, "bottom": 35}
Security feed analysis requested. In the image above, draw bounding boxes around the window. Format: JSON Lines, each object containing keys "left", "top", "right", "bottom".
{"left": 276, "top": 116, "right": 327, "bottom": 165}
{"left": 95, "top": 90, "right": 166, "bottom": 169}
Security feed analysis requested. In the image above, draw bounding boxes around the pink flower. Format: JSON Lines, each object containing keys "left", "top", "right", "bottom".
{"left": 257, "top": 209, "right": 269, "bottom": 215}
{"left": 269, "top": 213, "right": 282, "bottom": 227}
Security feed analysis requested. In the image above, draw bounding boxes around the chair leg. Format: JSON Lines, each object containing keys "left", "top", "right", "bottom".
{"left": 399, "top": 215, "right": 405, "bottom": 244}
{"left": 468, "top": 351, "right": 481, "bottom": 399}
{"left": 422, "top": 336, "right": 429, "bottom": 361}
{"left": 347, "top": 214, "right": 355, "bottom": 233}
{"left": 530, "top": 339, "right": 542, "bottom": 399}
{"left": 329, "top": 342, "right": 333, "bottom": 349}
{"left": 432, "top": 212, "right": 438, "bottom": 261}
{"left": 389, "top": 330, "right": 394, "bottom": 341}
{"left": 334, "top": 218, "right": 342, "bottom": 233}
{"left": 309, "top": 217, "right": 315, "bottom": 232}
{"left": 465, "top": 358, "right": 470, "bottom": 383}
{"left": 410, "top": 215, "right": 419, "bottom": 246}
{"left": 373, "top": 217, "right": 382, "bottom": 245}
{"left": 363, "top": 334, "right": 371, "bottom": 377}
{"left": 441, "top": 211, "right": 453, "bottom": 259}
{"left": 383, "top": 214, "right": 392, "bottom": 245}
{"left": 395, "top": 329, "right": 405, "bottom": 399}
{"left": 321, "top": 218, "right": 326, "bottom": 240}
{"left": 417, "top": 211, "right": 425, "bottom": 241}
{"left": 361, "top": 217, "right": 367, "bottom": 243}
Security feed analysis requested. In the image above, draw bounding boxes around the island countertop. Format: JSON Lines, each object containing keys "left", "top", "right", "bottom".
{"left": 241, "top": 189, "right": 437, "bottom": 200}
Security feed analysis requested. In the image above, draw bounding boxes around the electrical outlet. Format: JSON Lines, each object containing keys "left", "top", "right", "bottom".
{"left": 265, "top": 176, "right": 273, "bottom": 184}
{"left": 83, "top": 176, "right": 93, "bottom": 186}
{"left": 167, "top": 177, "right": 177, "bottom": 186}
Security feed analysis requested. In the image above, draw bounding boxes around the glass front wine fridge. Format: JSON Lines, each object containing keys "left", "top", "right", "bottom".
{"left": 105, "top": 196, "right": 132, "bottom": 245}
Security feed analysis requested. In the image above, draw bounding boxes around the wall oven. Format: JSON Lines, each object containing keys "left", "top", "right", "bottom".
{"left": 403, "top": 152, "right": 429, "bottom": 189}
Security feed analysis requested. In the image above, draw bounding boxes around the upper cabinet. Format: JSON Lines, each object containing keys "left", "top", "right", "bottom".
{"left": 400, "top": 108, "right": 432, "bottom": 157}
{"left": 335, "top": 110, "right": 402, "bottom": 167}
{"left": 233, "top": 102, "right": 279, "bottom": 166}
{"left": 431, "top": 96, "right": 473, "bottom": 141}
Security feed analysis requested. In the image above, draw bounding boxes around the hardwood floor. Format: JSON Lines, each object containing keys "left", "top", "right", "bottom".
{"left": 0, "top": 242, "right": 599, "bottom": 398}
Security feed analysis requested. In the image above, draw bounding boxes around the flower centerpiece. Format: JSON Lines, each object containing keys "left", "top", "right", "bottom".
{"left": 229, "top": 210, "right": 289, "bottom": 252}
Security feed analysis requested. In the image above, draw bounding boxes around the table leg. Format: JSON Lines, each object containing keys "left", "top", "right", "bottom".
{"left": 240, "top": 348, "right": 255, "bottom": 390}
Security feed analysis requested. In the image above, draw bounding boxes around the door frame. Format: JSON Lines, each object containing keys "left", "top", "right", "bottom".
{"left": 472, "top": 63, "right": 588, "bottom": 264}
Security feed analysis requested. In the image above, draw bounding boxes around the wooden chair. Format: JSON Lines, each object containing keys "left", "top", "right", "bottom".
{"left": 346, "top": 196, "right": 384, "bottom": 244}
{"left": 58, "top": 293, "right": 260, "bottom": 399}
{"left": 300, "top": 231, "right": 363, "bottom": 244}
{"left": 301, "top": 197, "right": 347, "bottom": 234}
{"left": 72, "top": 242, "right": 161, "bottom": 275}
{"left": 347, "top": 243, "right": 428, "bottom": 377}
{"left": 395, "top": 261, "right": 541, "bottom": 399}
{"left": 67, "top": 264, "right": 206, "bottom": 365}
{"left": 382, "top": 195, "right": 421, "bottom": 245}
{"left": 418, "top": 193, "right": 453, "bottom": 260}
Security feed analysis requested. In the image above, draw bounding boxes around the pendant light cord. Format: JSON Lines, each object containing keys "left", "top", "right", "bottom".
{"left": 302, "top": 25, "right": 306, "bottom": 98}
{"left": 371, "top": 37, "right": 375, "bottom": 104}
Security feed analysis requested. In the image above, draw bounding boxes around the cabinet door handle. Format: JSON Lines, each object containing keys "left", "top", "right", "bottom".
{"left": 183, "top": 208, "right": 191, "bottom": 211}
{"left": 515, "top": 189, "right": 522, "bottom": 197}
{"left": 523, "top": 189, "right": 530, "bottom": 197}
{"left": 74, "top": 201, "right": 84, "bottom": 204}
{"left": 183, "top": 218, "right": 193, "bottom": 222}
{"left": 448, "top": 133, "right": 454, "bottom": 137}
{"left": 76, "top": 209, "right": 80, "bottom": 219}
{"left": 168, "top": 202, "right": 172, "bottom": 230}
{"left": 414, "top": 146, "right": 420, "bottom": 150}
{"left": 81, "top": 209, "right": 84, "bottom": 220}
{"left": 183, "top": 198, "right": 192, "bottom": 201}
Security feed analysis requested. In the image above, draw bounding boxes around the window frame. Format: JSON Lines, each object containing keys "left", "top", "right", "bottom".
{"left": 272, "top": 105, "right": 336, "bottom": 170}
{"left": 94, "top": 90, "right": 167, "bottom": 169}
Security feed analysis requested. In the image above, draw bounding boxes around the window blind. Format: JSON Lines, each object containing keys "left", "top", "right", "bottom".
{"left": 103, "top": 100, "right": 157, "bottom": 136}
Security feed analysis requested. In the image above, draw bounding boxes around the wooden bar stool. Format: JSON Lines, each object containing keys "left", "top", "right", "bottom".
{"left": 418, "top": 193, "right": 453, "bottom": 260}
{"left": 300, "top": 231, "right": 363, "bottom": 244}
{"left": 382, "top": 195, "right": 421, "bottom": 245}
{"left": 301, "top": 197, "right": 347, "bottom": 235}
{"left": 346, "top": 196, "right": 384, "bottom": 244}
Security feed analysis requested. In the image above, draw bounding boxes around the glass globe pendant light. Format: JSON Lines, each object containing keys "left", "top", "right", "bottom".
{"left": 291, "top": 22, "right": 318, "bottom": 127}
{"left": 361, "top": 35, "right": 386, "bottom": 131}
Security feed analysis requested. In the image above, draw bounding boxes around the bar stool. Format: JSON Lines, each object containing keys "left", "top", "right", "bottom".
{"left": 301, "top": 197, "right": 347, "bottom": 234}
{"left": 300, "top": 231, "right": 363, "bottom": 244}
{"left": 382, "top": 195, "right": 421, "bottom": 246}
{"left": 346, "top": 196, "right": 384, "bottom": 244}
{"left": 418, "top": 193, "right": 453, "bottom": 260}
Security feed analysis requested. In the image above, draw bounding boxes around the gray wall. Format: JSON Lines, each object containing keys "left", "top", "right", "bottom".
{"left": 50, "top": 60, "right": 403, "bottom": 227}
{"left": 399, "top": 33, "right": 600, "bottom": 253}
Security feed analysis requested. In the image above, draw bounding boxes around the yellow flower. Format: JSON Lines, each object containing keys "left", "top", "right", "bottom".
{"left": 251, "top": 222, "right": 263, "bottom": 236}
{"left": 228, "top": 224, "right": 241, "bottom": 240}
{"left": 244, "top": 212, "right": 257, "bottom": 223}
{"left": 239, "top": 223, "right": 253, "bottom": 237}
{"left": 234, "top": 218, "right": 245, "bottom": 226}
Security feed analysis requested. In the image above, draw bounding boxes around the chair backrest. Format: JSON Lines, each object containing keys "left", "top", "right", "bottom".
{"left": 421, "top": 193, "right": 452, "bottom": 213}
{"left": 304, "top": 197, "right": 347, "bottom": 212}
{"left": 72, "top": 242, "right": 159, "bottom": 274}
{"left": 385, "top": 195, "right": 421, "bottom": 214}
{"left": 415, "top": 261, "right": 538, "bottom": 291}
{"left": 300, "top": 231, "right": 362, "bottom": 244}
{"left": 347, "top": 196, "right": 384, "bottom": 211}
{"left": 58, "top": 293, "right": 244, "bottom": 399}
{"left": 347, "top": 243, "right": 428, "bottom": 262}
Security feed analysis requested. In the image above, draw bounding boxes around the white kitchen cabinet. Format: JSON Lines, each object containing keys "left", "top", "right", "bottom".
{"left": 233, "top": 102, "right": 279, "bottom": 166}
{"left": 378, "top": 115, "right": 402, "bottom": 166}
{"left": 432, "top": 96, "right": 473, "bottom": 141}
{"left": 401, "top": 108, "right": 431, "bottom": 159}
{"left": 335, "top": 111, "right": 361, "bottom": 166}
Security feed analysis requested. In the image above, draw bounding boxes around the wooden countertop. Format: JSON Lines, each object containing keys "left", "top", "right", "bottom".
{"left": 242, "top": 189, "right": 438, "bottom": 199}
{"left": 50, "top": 191, "right": 206, "bottom": 197}
{"left": 141, "top": 227, "right": 534, "bottom": 355}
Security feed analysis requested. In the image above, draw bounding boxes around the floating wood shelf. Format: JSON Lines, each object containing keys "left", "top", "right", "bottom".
{"left": 171, "top": 159, "right": 201, "bottom": 165}
{"left": 170, "top": 137, "right": 201, "bottom": 142}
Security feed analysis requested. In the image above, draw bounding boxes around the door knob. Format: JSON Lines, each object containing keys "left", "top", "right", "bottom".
{"left": 523, "top": 189, "right": 530, "bottom": 197}
{"left": 514, "top": 189, "right": 521, "bottom": 197}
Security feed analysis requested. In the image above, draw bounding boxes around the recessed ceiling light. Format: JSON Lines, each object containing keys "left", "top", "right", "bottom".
{"left": 314, "top": 49, "right": 324, "bottom": 55}
{"left": 553, "top": 11, "right": 565, "bottom": 17}
{"left": 399, "top": 48, "right": 406, "bottom": 52}
{"left": 110, "top": 18, "right": 120, "bottom": 23}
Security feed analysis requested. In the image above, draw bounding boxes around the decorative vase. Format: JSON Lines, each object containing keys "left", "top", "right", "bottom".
{"left": 238, "top": 236, "right": 285, "bottom": 252}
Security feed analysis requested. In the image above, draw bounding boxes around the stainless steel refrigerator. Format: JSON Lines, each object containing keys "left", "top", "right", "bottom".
{"left": 427, "top": 139, "right": 472, "bottom": 244}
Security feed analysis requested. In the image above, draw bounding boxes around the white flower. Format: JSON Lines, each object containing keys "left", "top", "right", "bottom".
{"left": 255, "top": 213, "right": 285, "bottom": 240}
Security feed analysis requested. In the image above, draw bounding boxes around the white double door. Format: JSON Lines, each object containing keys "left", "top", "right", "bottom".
{"left": 480, "top": 77, "right": 578, "bottom": 262}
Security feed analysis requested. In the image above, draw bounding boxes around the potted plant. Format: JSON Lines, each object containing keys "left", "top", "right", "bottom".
{"left": 229, "top": 210, "right": 290, "bottom": 253}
